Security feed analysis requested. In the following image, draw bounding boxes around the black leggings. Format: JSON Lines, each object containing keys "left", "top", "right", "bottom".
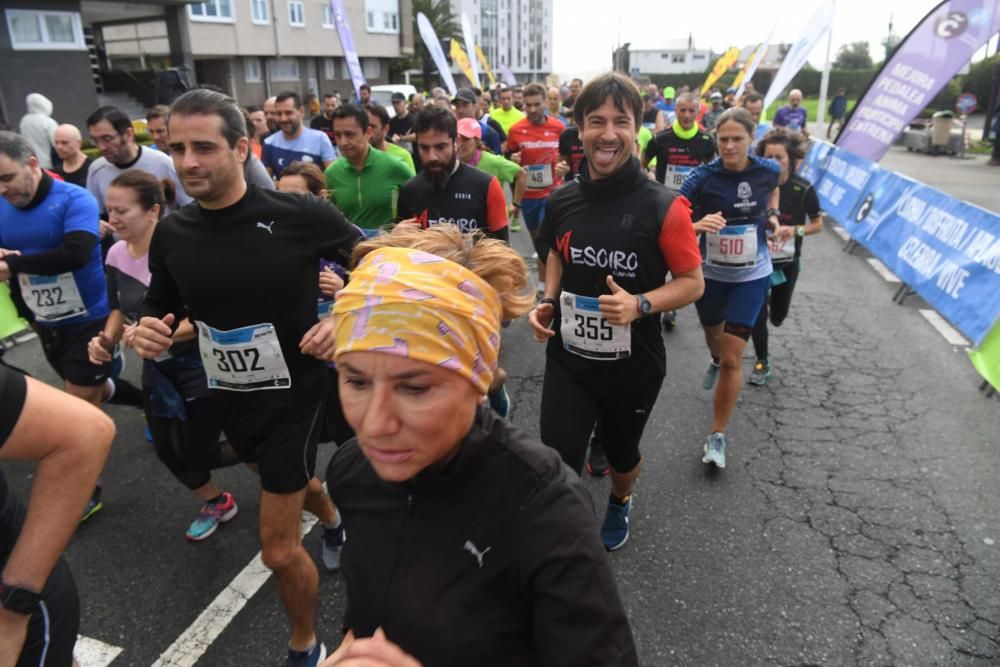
{"left": 751, "top": 260, "right": 800, "bottom": 361}
{"left": 147, "top": 395, "right": 240, "bottom": 491}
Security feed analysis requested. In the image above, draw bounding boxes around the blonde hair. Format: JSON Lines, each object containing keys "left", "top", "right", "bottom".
{"left": 351, "top": 225, "right": 535, "bottom": 320}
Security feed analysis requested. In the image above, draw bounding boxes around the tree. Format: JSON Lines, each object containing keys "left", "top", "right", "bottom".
{"left": 834, "top": 41, "right": 874, "bottom": 70}
{"left": 412, "top": 0, "right": 460, "bottom": 91}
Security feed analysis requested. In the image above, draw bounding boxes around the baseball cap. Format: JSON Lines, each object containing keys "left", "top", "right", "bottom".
{"left": 390, "top": 92, "right": 406, "bottom": 102}
{"left": 662, "top": 86, "right": 676, "bottom": 99}
{"left": 457, "top": 117, "right": 482, "bottom": 139}
{"left": 453, "top": 88, "right": 478, "bottom": 105}
{"left": 710, "top": 91, "right": 723, "bottom": 100}
{"left": 726, "top": 87, "right": 738, "bottom": 94}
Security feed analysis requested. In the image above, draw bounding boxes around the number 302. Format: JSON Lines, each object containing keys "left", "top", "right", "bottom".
{"left": 212, "top": 348, "right": 264, "bottom": 373}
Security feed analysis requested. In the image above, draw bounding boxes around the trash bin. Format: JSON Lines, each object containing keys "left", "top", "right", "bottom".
{"left": 931, "top": 110, "right": 954, "bottom": 150}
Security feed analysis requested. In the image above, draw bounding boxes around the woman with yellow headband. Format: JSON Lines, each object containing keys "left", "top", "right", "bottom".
{"left": 320, "top": 224, "right": 637, "bottom": 667}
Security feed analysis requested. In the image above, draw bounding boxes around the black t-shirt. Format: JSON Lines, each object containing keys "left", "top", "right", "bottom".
{"left": 540, "top": 157, "right": 702, "bottom": 382}
{"left": 775, "top": 174, "right": 822, "bottom": 264}
{"left": 643, "top": 128, "right": 716, "bottom": 190}
{"left": 557, "top": 127, "right": 585, "bottom": 179}
{"left": 142, "top": 185, "right": 362, "bottom": 407}
{"left": 54, "top": 157, "right": 93, "bottom": 189}
{"left": 310, "top": 115, "right": 336, "bottom": 146}
{"left": 397, "top": 162, "right": 508, "bottom": 240}
{"left": 388, "top": 113, "right": 413, "bottom": 140}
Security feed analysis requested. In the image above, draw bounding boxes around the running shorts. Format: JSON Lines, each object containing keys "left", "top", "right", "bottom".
{"left": 521, "top": 198, "right": 547, "bottom": 233}
{"left": 694, "top": 276, "right": 771, "bottom": 329}
{"left": 37, "top": 319, "right": 112, "bottom": 387}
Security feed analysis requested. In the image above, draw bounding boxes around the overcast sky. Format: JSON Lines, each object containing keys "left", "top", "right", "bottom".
{"left": 551, "top": 0, "right": 999, "bottom": 80}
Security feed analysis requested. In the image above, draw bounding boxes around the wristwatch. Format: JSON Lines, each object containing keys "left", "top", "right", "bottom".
{"left": 636, "top": 293, "right": 652, "bottom": 317}
{"left": 0, "top": 580, "right": 41, "bottom": 615}
{"left": 796, "top": 226, "right": 806, "bottom": 237}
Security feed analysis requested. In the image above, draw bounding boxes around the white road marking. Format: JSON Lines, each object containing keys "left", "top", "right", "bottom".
{"left": 75, "top": 635, "right": 123, "bottom": 667}
{"left": 832, "top": 225, "right": 851, "bottom": 241}
{"left": 866, "top": 258, "right": 901, "bottom": 283}
{"left": 151, "top": 514, "right": 319, "bottom": 667}
{"left": 919, "top": 309, "right": 970, "bottom": 347}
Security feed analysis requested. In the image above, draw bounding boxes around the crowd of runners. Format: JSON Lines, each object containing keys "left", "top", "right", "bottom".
{"left": 0, "top": 73, "right": 822, "bottom": 666}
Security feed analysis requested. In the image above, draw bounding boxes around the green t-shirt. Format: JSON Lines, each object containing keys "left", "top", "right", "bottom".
{"left": 637, "top": 127, "right": 653, "bottom": 156}
{"left": 324, "top": 147, "right": 413, "bottom": 230}
{"left": 382, "top": 141, "right": 415, "bottom": 175}
{"left": 491, "top": 106, "right": 527, "bottom": 135}
{"left": 470, "top": 150, "right": 520, "bottom": 184}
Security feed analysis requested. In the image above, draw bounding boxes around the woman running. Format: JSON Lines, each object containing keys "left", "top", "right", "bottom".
{"left": 680, "top": 107, "right": 781, "bottom": 469}
{"left": 87, "top": 170, "right": 241, "bottom": 541}
{"left": 748, "top": 129, "right": 823, "bottom": 386}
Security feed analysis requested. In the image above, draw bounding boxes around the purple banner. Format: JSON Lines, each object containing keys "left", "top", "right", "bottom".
{"left": 499, "top": 64, "right": 517, "bottom": 86}
{"left": 836, "top": 0, "right": 1000, "bottom": 161}
{"left": 329, "top": 0, "right": 366, "bottom": 100}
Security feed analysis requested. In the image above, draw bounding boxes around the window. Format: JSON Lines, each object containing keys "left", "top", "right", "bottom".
{"left": 366, "top": 11, "right": 375, "bottom": 30}
{"left": 250, "top": 0, "right": 269, "bottom": 24}
{"left": 672, "top": 54, "right": 685, "bottom": 63}
{"left": 323, "top": 3, "right": 335, "bottom": 28}
{"left": 245, "top": 57, "right": 262, "bottom": 82}
{"left": 362, "top": 58, "right": 381, "bottom": 78}
{"left": 188, "top": 0, "right": 234, "bottom": 21}
{"left": 5, "top": 10, "right": 85, "bottom": 50}
{"left": 364, "top": 0, "right": 398, "bottom": 34}
{"left": 288, "top": 1, "right": 305, "bottom": 26}
{"left": 324, "top": 58, "right": 335, "bottom": 79}
{"left": 269, "top": 57, "right": 300, "bottom": 81}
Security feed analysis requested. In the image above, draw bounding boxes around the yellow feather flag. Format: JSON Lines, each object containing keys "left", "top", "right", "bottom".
{"left": 450, "top": 40, "right": 478, "bottom": 87}
{"left": 732, "top": 44, "right": 762, "bottom": 91}
{"left": 700, "top": 46, "right": 740, "bottom": 96}
{"left": 475, "top": 45, "right": 497, "bottom": 86}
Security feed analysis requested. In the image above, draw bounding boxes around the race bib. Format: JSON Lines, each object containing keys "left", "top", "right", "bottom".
{"left": 526, "top": 163, "right": 553, "bottom": 189}
{"left": 17, "top": 272, "right": 86, "bottom": 322}
{"left": 665, "top": 163, "right": 693, "bottom": 189}
{"left": 197, "top": 322, "right": 291, "bottom": 391}
{"left": 706, "top": 224, "right": 758, "bottom": 268}
{"left": 768, "top": 233, "right": 796, "bottom": 263}
{"left": 317, "top": 300, "right": 333, "bottom": 318}
{"left": 559, "top": 290, "right": 630, "bottom": 360}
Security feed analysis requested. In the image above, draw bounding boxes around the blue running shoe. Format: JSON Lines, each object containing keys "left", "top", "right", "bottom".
{"left": 748, "top": 360, "right": 772, "bottom": 386}
{"left": 321, "top": 523, "right": 345, "bottom": 572}
{"left": 702, "top": 432, "right": 727, "bottom": 469}
{"left": 703, "top": 359, "right": 721, "bottom": 390}
{"left": 488, "top": 385, "right": 511, "bottom": 418}
{"left": 287, "top": 642, "right": 326, "bottom": 667}
{"left": 186, "top": 492, "right": 238, "bottom": 541}
{"left": 600, "top": 494, "right": 632, "bottom": 551}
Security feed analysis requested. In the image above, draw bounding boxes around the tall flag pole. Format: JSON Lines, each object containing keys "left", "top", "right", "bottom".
{"left": 817, "top": 0, "right": 837, "bottom": 128}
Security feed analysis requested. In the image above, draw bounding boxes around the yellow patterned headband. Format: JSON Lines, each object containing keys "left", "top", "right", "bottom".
{"left": 332, "top": 247, "right": 502, "bottom": 394}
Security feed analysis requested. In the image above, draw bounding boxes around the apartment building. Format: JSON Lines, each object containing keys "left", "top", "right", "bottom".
{"left": 628, "top": 37, "right": 713, "bottom": 76}
{"left": 450, "top": 0, "right": 552, "bottom": 83}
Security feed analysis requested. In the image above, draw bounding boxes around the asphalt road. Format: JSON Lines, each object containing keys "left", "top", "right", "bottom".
{"left": 4, "top": 152, "right": 999, "bottom": 666}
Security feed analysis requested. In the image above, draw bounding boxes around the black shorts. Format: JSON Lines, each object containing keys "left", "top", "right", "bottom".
{"left": 0, "top": 364, "right": 27, "bottom": 446}
{"left": 540, "top": 361, "right": 663, "bottom": 475}
{"left": 321, "top": 367, "right": 355, "bottom": 445}
{"left": 223, "top": 398, "right": 326, "bottom": 494}
{"left": 37, "top": 319, "right": 111, "bottom": 387}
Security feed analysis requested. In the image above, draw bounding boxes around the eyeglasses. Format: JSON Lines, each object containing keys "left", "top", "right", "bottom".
{"left": 91, "top": 134, "right": 121, "bottom": 146}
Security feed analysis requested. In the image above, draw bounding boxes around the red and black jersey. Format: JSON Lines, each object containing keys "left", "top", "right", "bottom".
{"left": 397, "top": 162, "right": 509, "bottom": 241}
{"left": 540, "top": 156, "right": 702, "bottom": 382}
{"left": 643, "top": 127, "right": 716, "bottom": 189}
{"left": 558, "top": 126, "right": 585, "bottom": 179}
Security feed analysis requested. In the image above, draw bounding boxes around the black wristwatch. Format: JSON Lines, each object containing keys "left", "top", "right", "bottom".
{"left": 636, "top": 293, "right": 652, "bottom": 317}
{"left": 0, "top": 580, "right": 41, "bottom": 615}
{"left": 538, "top": 297, "right": 557, "bottom": 308}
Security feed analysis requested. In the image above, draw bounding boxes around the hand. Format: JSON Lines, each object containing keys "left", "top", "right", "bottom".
{"left": 0, "top": 608, "right": 30, "bottom": 667}
{"left": 506, "top": 204, "right": 520, "bottom": 220}
{"left": 693, "top": 212, "right": 726, "bottom": 234}
{"left": 597, "top": 275, "right": 639, "bottom": 326}
{"left": 767, "top": 216, "right": 781, "bottom": 237}
{"left": 121, "top": 323, "right": 138, "bottom": 348}
{"left": 0, "top": 261, "right": 9, "bottom": 283}
{"left": 0, "top": 248, "right": 21, "bottom": 259}
{"left": 319, "top": 267, "right": 345, "bottom": 298}
{"left": 554, "top": 160, "right": 570, "bottom": 178}
{"left": 87, "top": 330, "right": 115, "bottom": 365}
{"left": 527, "top": 301, "right": 556, "bottom": 342}
{"left": 300, "top": 317, "right": 336, "bottom": 360}
{"left": 777, "top": 225, "right": 795, "bottom": 240}
{"left": 509, "top": 151, "right": 522, "bottom": 165}
{"left": 132, "top": 313, "right": 176, "bottom": 359}
{"left": 321, "top": 628, "right": 423, "bottom": 667}
{"left": 98, "top": 220, "right": 115, "bottom": 239}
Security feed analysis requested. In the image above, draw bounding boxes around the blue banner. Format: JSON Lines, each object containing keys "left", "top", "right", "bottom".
{"left": 808, "top": 141, "right": 1000, "bottom": 345}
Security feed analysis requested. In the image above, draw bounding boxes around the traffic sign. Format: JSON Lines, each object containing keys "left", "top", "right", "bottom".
{"left": 956, "top": 92, "right": 977, "bottom": 114}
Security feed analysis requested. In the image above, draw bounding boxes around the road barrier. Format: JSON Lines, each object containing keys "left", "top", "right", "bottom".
{"left": 800, "top": 140, "right": 1000, "bottom": 390}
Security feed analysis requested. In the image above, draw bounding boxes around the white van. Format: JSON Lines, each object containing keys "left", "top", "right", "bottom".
{"left": 370, "top": 84, "right": 418, "bottom": 117}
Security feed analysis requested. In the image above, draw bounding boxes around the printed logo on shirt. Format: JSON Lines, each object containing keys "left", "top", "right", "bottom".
{"left": 621, "top": 214, "right": 634, "bottom": 230}
{"left": 257, "top": 221, "right": 276, "bottom": 234}
{"left": 463, "top": 540, "right": 491, "bottom": 568}
{"left": 558, "top": 234, "right": 639, "bottom": 277}
{"left": 734, "top": 180, "right": 758, "bottom": 211}
{"left": 454, "top": 192, "right": 472, "bottom": 200}
{"left": 555, "top": 230, "right": 574, "bottom": 263}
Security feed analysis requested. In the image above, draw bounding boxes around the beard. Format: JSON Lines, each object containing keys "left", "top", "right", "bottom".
{"left": 424, "top": 153, "right": 457, "bottom": 189}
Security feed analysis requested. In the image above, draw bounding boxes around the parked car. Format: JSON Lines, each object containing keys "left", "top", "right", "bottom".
{"left": 370, "top": 84, "right": 418, "bottom": 117}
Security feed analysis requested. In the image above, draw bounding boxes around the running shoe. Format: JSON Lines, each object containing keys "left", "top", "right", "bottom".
{"left": 321, "top": 523, "right": 345, "bottom": 572}
{"left": 186, "top": 492, "right": 238, "bottom": 542}
{"left": 488, "top": 384, "right": 511, "bottom": 418}
{"left": 287, "top": 642, "right": 326, "bottom": 667}
{"left": 702, "top": 432, "right": 727, "bottom": 469}
{"left": 702, "top": 359, "right": 721, "bottom": 390}
{"left": 600, "top": 494, "right": 632, "bottom": 551}
{"left": 510, "top": 219, "right": 522, "bottom": 232}
{"left": 586, "top": 439, "right": 611, "bottom": 477}
{"left": 81, "top": 486, "right": 102, "bottom": 523}
{"left": 661, "top": 310, "right": 677, "bottom": 330}
{"left": 748, "top": 360, "right": 772, "bottom": 386}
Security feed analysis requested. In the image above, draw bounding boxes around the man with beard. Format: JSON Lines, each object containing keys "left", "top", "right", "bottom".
{"left": 324, "top": 105, "right": 412, "bottom": 235}
{"left": 397, "top": 107, "right": 508, "bottom": 242}
{"left": 773, "top": 88, "right": 808, "bottom": 134}
{"left": 261, "top": 92, "right": 337, "bottom": 179}
{"left": 309, "top": 93, "right": 340, "bottom": 146}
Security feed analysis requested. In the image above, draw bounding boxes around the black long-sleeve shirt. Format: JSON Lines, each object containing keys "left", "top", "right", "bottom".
{"left": 141, "top": 185, "right": 361, "bottom": 406}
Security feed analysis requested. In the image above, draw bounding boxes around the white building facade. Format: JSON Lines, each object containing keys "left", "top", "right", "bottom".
{"left": 628, "top": 37, "right": 712, "bottom": 76}
{"left": 451, "top": 0, "right": 552, "bottom": 82}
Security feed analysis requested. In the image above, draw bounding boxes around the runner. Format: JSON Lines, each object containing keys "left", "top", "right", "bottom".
{"left": 827, "top": 87, "right": 848, "bottom": 139}
{"left": 357, "top": 84, "right": 371, "bottom": 105}
{"left": 528, "top": 73, "right": 703, "bottom": 550}
{"left": 86, "top": 170, "right": 244, "bottom": 541}
{"left": 557, "top": 123, "right": 585, "bottom": 179}
{"left": 641, "top": 92, "right": 666, "bottom": 132}
{"left": 506, "top": 83, "right": 565, "bottom": 294}
{"left": 387, "top": 92, "right": 415, "bottom": 149}
{"left": 324, "top": 105, "right": 413, "bottom": 236}
{"left": 452, "top": 88, "right": 502, "bottom": 154}
{"left": 309, "top": 93, "right": 340, "bottom": 146}
{"left": 263, "top": 96, "right": 279, "bottom": 137}
{"left": 324, "top": 223, "right": 638, "bottom": 665}
{"left": 130, "top": 89, "right": 362, "bottom": 666}
{"left": 146, "top": 105, "right": 171, "bottom": 153}
{"left": 679, "top": 107, "right": 781, "bottom": 469}
{"left": 456, "top": 117, "right": 525, "bottom": 230}
{"left": 702, "top": 91, "right": 725, "bottom": 130}
{"left": 773, "top": 89, "right": 808, "bottom": 134}
{"left": 261, "top": 91, "right": 337, "bottom": 178}
{"left": 0, "top": 366, "right": 114, "bottom": 667}
{"left": 749, "top": 129, "right": 823, "bottom": 386}
{"left": 657, "top": 86, "right": 676, "bottom": 123}
{"left": 363, "top": 103, "right": 415, "bottom": 174}
{"left": 18, "top": 93, "right": 57, "bottom": 170}
{"left": 491, "top": 86, "right": 526, "bottom": 136}
{"left": 0, "top": 131, "right": 124, "bottom": 520}
{"left": 52, "top": 123, "right": 93, "bottom": 188}
{"left": 741, "top": 92, "right": 773, "bottom": 142}
{"left": 563, "top": 78, "right": 583, "bottom": 112}
{"left": 547, "top": 85, "right": 569, "bottom": 126}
